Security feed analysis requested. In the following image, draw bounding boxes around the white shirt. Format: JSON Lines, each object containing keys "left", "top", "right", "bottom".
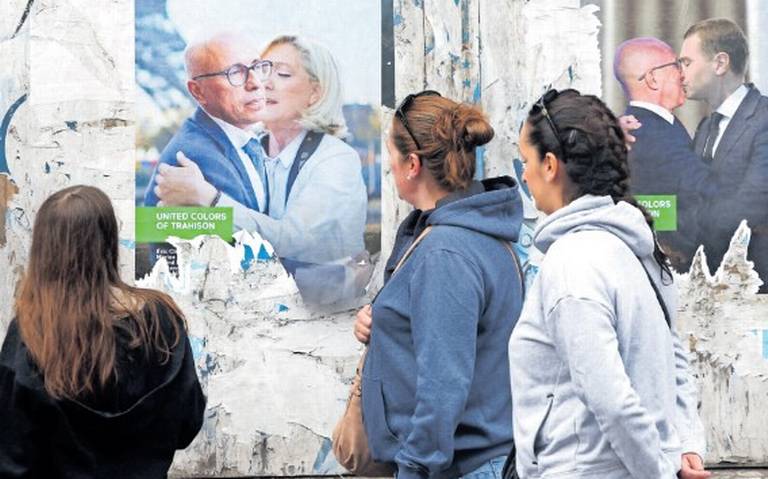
{"left": 629, "top": 100, "right": 675, "bottom": 125}
{"left": 263, "top": 130, "right": 307, "bottom": 219}
{"left": 209, "top": 115, "right": 267, "bottom": 211}
{"left": 712, "top": 83, "right": 750, "bottom": 154}
{"left": 218, "top": 131, "right": 367, "bottom": 264}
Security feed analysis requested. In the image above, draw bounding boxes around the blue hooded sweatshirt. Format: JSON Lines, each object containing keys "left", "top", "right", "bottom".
{"left": 363, "top": 176, "right": 524, "bottom": 479}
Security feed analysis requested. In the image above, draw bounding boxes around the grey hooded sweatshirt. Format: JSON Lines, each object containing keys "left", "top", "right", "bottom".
{"left": 508, "top": 195, "right": 705, "bottom": 479}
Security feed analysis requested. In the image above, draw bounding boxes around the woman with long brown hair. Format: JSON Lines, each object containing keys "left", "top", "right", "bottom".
{"left": 0, "top": 185, "right": 205, "bottom": 478}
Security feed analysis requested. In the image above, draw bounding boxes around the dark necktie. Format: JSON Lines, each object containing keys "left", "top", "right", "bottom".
{"left": 702, "top": 112, "right": 724, "bottom": 163}
{"left": 243, "top": 138, "right": 269, "bottom": 214}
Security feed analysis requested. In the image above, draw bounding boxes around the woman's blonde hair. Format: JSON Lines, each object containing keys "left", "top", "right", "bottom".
{"left": 263, "top": 35, "right": 348, "bottom": 138}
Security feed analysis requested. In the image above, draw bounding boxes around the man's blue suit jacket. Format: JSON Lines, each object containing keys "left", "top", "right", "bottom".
{"left": 692, "top": 84, "right": 768, "bottom": 289}
{"left": 625, "top": 105, "right": 715, "bottom": 271}
{"left": 144, "top": 107, "right": 260, "bottom": 212}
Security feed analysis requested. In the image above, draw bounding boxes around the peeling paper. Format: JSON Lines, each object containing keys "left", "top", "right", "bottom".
{"left": 134, "top": 234, "right": 364, "bottom": 476}
{"left": 677, "top": 222, "right": 768, "bottom": 463}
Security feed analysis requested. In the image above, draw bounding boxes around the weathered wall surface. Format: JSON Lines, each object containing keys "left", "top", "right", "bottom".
{"left": 677, "top": 223, "right": 768, "bottom": 465}
{"left": 0, "top": 0, "right": 135, "bottom": 336}
{"left": 2, "top": 0, "right": 768, "bottom": 476}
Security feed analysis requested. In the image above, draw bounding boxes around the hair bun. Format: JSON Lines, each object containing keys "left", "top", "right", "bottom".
{"left": 433, "top": 103, "right": 494, "bottom": 152}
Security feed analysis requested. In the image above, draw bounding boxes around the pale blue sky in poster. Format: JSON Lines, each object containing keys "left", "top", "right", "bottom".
{"left": 166, "top": 0, "right": 381, "bottom": 106}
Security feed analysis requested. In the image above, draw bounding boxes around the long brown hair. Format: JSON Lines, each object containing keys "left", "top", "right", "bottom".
{"left": 15, "top": 185, "right": 185, "bottom": 399}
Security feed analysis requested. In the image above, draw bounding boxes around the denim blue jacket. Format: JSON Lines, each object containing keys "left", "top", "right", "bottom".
{"left": 363, "top": 176, "right": 525, "bottom": 479}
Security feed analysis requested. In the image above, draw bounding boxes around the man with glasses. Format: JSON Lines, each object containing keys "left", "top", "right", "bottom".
{"left": 614, "top": 37, "right": 717, "bottom": 272}
{"left": 679, "top": 18, "right": 768, "bottom": 291}
{"left": 144, "top": 33, "right": 272, "bottom": 213}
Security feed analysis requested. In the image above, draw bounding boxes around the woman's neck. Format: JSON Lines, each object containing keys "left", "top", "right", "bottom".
{"left": 267, "top": 123, "right": 304, "bottom": 156}
{"left": 412, "top": 182, "right": 451, "bottom": 211}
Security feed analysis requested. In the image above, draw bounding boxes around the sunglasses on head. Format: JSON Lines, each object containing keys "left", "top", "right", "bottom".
{"left": 395, "top": 90, "right": 442, "bottom": 150}
{"left": 530, "top": 88, "right": 580, "bottom": 158}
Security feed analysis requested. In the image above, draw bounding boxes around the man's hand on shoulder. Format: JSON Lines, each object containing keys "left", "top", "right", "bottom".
{"left": 155, "top": 151, "right": 218, "bottom": 207}
{"left": 619, "top": 114, "right": 642, "bottom": 150}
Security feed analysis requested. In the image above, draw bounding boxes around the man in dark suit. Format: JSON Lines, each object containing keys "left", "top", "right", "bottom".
{"left": 680, "top": 18, "right": 768, "bottom": 290}
{"left": 144, "top": 33, "right": 269, "bottom": 213}
{"left": 614, "top": 37, "right": 716, "bottom": 272}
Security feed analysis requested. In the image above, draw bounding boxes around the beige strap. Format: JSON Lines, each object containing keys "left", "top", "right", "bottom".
{"left": 499, "top": 240, "right": 526, "bottom": 301}
{"left": 393, "top": 225, "right": 434, "bottom": 274}
{"left": 390, "top": 226, "right": 524, "bottom": 301}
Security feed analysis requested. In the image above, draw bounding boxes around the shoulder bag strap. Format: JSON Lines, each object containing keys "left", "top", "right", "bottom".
{"left": 636, "top": 257, "right": 671, "bottom": 329}
{"left": 370, "top": 225, "right": 433, "bottom": 306}
{"left": 393, "top": 225, "right": 433, "bottom": 273}
{"left": 590, "top": 230, "right": 672, "bottom": 330}
{"left": 498, "top": 240, "right": 525, "bottom": 301}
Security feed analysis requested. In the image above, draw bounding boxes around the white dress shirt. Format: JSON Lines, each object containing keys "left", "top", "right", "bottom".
{"left": 263, "top": 131, "right": 307, "bottom": 219}
{"left": 629, "top": 100, "right": 675, "bottom": 125}
{"left": 712, "top": 83, "right": 749, "bottom": 155}
{"left": 209, "top": 115, "right": 267, "bottom": 211}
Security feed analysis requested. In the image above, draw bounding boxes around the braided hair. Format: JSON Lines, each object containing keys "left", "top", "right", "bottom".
{"left": 526, "top": 90, "right": 672, "bottom": 280}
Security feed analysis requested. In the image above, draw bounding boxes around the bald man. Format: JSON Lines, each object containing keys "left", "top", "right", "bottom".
{"left": 614, "top": 37, "right": 716, "bottom": 272}
{"left": 144, "top": 33, "right": 269, "bottom": 212}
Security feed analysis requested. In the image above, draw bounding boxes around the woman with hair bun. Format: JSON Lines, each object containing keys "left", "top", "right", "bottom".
{"left": 352, "top": 91, "right": 525, "bottom": 479}
{"left": 509, "top": 90, "right": 708, "bottom": 478}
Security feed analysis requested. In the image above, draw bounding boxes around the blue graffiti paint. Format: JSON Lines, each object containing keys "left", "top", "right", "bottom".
{"left": 189, "top": 335, "right": 206, "bottom": 362}
{"left": 11, "top": 0, "right": 35, "bottom": 39}
{"left": 473, "top": 83, "right": 481, "bottom": 103}
{"left": 312, "top": 437, "right": 334, "bottom": 473}
{"left": 425, "top": 32, "right": 435, "bottom": 55}
{"left": 277, "top": 303, "right": 290, "bottom": 313}
{"left": 118, "top": 239, "right": 136, "bottom": 250}
{"left": 241, "top": 244, "right": 255, "bottom": 270}
{"left": 0, "top": 94, "right": 27, "bottom": 175}
{"left": 513, "top": 159, "right": 531, "bottom": 199}
{"left": 190, "top": 260, "right": 207, "bottom": 270}
{"left": 393, "top": 12, "right": 404, "bottom": 26}
{"left": 763, "top": 330, "right": 768, "bottom": 360}
{"left": 568, "top": 65, "right": 575, "bottom": 82}
{"left": 257, "top": 243, "right": 272, "bottom": 261}
{"left": 474, "top": 146, "right": 485, "bottom": 180}
{"left": 65, "top": 121, "right": 78, "bottom": 131}
{"left": 461, "top": 0, "right": 470, "bottom": 44}
{"left": 44, "top": 162, "right": 50, "bottom": 174}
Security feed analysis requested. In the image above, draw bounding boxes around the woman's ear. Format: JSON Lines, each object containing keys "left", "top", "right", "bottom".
{"left": 542, "top": 151, "right": 561, "bottom": 183}
{"left": 308, "top": 82, "right": 322, "bottom": 106}
{"left": 406, "top": 152, "right": 422, "bottom": 179}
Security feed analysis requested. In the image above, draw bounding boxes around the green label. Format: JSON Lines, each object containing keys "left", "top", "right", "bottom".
{"left": 635, "top": 195, "right": 677, "bottom": 232}
{"left": 136, "top": 207, "right": 233, "bottom": 243}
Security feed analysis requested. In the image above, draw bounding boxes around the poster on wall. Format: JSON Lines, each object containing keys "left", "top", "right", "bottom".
{"left": 135, "top": 0, "right": 383, "bottom": 305}
{"left": 593, "top": 1, "right": 766, "bottom": 291}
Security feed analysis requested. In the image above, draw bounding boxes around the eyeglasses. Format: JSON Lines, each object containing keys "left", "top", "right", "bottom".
{"left": 637, "top": 60, "right": 681, "bottom": 82}
{"left": 395, "top": 90, "right": 442, "bottom": 150}
{"left": 531, "top": 89, "right": 565, "bottom": 155}
{"left": 192, "top": 60, "right": 273, "bottom": 87}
